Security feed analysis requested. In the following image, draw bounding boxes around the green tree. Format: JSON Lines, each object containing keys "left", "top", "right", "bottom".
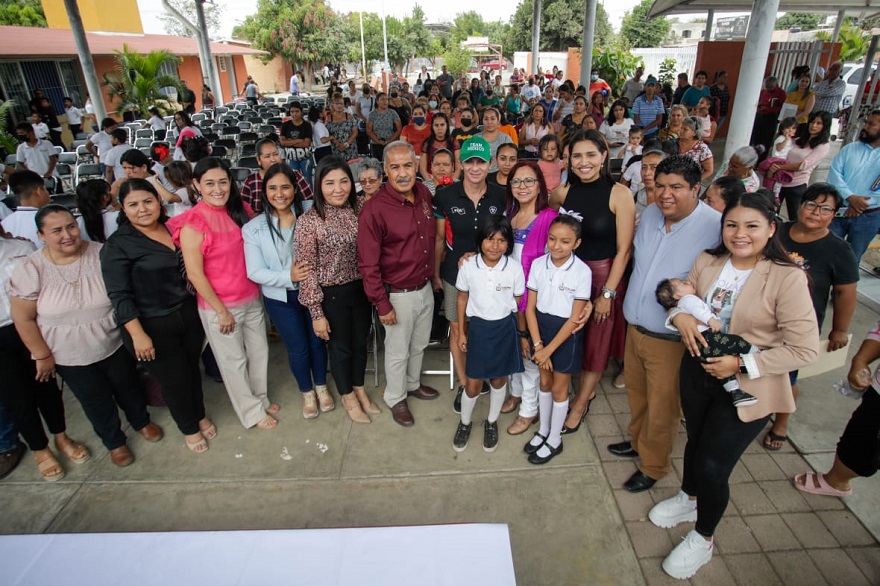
{"left": 619, "top": 0, "right": 670, "bottom": 48}
{"left": 442, "top": 43, "right": 473, "bottom": 78}
{"left": 235, "top": 0, "right": 346, "bottom": 89}
{"left": 505, "top": 0, "right": 613, "bottom": 53}
{"left": 591, "top": 48, "right": 644, "bottom": 97}
{"left": 451, "top": 11, "right": 487, "bottom": 43}
{"left": 428, "top": 35, "right": 450, "bottom": 66}
{"left": 816, "top": 23, "right": 871, "bottom": 62}
{"left": 102, "top": 44, "right": 181, "bottom": 118}
{"left": 0, "top": 99, "right": 21, "bottom": 157}
{"left": 403, "top": 5, "right": 431, "bottom": 70}
{"left": 774, "top": 12, "right": 820, "bottom": 31}
{"left": 159, "top": 0, "right": 221, "bottom": 39}
{"left": 0, "top": 0, "right": 46, "bottom": 27}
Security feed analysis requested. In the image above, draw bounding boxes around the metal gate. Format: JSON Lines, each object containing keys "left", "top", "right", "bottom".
{"left": 767, "top": 41, "right": 834, "bottom": 89}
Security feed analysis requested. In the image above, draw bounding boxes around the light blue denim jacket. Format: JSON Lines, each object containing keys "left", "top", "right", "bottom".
{"left": 242, "top": 200, "right": 313, "bottom": 302}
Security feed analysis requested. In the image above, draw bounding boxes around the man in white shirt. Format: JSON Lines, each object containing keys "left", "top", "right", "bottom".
{"left": 63, "top": 96, "right": 84, "bottom": 140}
{"left": 622, "top": 67, "right": 645, "bottom": 105}
{"left": 2, "top": 171, "right": 52, "bottom": 248}
{"left": 15, "top": 123, "right": 57, "bottom": 179}
{"left": 289, "top": 71, "right": 300, "bottom": 96}
{"left": 813, "top": 61, "right": 847, "bottom": 115}
{"left": 521, "top": 76, "right": 541, "bottom": 112}
{"left": 85, "top": 117, "right": 118, "bottom": 166}
{"left": 102, "top": 128, "right": 134, "bottom": 184}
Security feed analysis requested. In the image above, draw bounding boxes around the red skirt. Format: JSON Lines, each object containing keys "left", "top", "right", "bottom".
{"left": 582, "top": 257, "right": 627, "bottom": 373}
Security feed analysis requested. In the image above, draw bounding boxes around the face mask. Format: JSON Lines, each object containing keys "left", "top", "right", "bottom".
{"left": 428, "top": 100, "right": 438, "bottom": 109}
{"left": 391, "top": 92, "right": 398, "bottom": 98}
{"left": 486, "top": 90, "right": 493, "bottom": 96}
{"left": 461, "top": 118, "right": 473, "bottom": 126}
{"left": 591, "top": 75, "right": 599, "bottom": 82}
{"left": 413, "top": 116, "right": 425, "bottom": 125}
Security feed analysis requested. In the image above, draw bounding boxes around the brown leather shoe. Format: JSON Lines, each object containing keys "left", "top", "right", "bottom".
{"left": 110, "top": 445, "right": 134, "bottom": 467}
{"left": 501, "top": 395, "right": 521, "bottom": 414}
{"left": 507, "top": 415, "right": 536, "bottom": 435}
{"left": 137, "top": 422, "right": 163, "bottom": 443}
{"left": 407, "top": 384, "right": 439, "bottom": 400}
{"left": 391, "top": 400, "right": 415, "bottom": 427}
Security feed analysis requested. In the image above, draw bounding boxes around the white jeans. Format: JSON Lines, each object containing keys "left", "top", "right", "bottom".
{"left": 510, "top": 359, "right": 539, "bottom": 417}
{"left": 199, "top": 299, "right": 270, "bottom": 428}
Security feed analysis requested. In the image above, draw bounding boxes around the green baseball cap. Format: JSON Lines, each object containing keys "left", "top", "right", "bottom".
{"left": 459, "top": 136, "right": 492, "bottom": 162}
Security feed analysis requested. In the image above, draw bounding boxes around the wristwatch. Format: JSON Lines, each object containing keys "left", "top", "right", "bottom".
{"left": 601, "top": 286, "right": 616, "bottom": 299}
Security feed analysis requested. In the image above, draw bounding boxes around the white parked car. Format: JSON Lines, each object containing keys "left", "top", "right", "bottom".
{"left": 840, "top": 61, "right": 878, "bottom": 109}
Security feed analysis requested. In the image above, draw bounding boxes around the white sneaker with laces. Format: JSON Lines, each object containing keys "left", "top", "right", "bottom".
{"left": 662, "top": 529, "right": 713, "bottom": 580}
{"left": 649, "top": 490, "right": 698, "bottom": 528}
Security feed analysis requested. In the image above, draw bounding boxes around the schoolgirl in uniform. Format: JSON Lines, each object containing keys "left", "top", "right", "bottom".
{"left": 524, "top": 214, "right": 592, "bottom": 464}
{"left": 454, "top": 216, "right": 526, "bottom": 453}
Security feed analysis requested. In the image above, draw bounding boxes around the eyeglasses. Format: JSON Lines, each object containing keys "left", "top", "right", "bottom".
{"left": 802, "top": 201, "right": 835, "bottom": 216}
{"left": 360, "top": 177, "right": 380, "bottom": 185}
{"left": 509, "top": 177, "right": 537, "bottom": 187}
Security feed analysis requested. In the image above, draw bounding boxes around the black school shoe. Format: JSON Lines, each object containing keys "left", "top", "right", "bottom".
{"left": 453, "top": 421, "right": 472, "bottom": 452}
{"left": 453, "top": 385, "right": 464, "bottom": 414}
{"left": 730, "top": 389, "right": 758, "bottom": 407}
{"left": 483, "top": 420, "right": 499, "bottom": 452}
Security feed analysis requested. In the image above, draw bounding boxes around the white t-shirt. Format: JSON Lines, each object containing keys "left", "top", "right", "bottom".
{"left": 1, "top": 208, "right": 43, "bottom": 248}
{"left": 621, "top": 144, "right": 643, "bottom": 169}
{"left": 0, "top": 237, "right": 37, "bottom": 327}
{"left": 521, "top": 84, "right": 541, "bottom": 103}
{"left": 148, "top": 115, "right": 167, "bottom": 131}
{"left": 623, "top": 161, "right": 643, "bottom": 194}
{"left": 706, "top": 259, "right": 752, "bottom": 332}
{"left": 356, "top": 95, "right": 374, "bottom": 121}
{"left": 0, "top": 201, "right": 11, "bottom": 221}
{"left": 89, "top": 130, "right": 113, "bottom": 159}
{"left": 16, "top": 139, "right": 57, "bottom": 177}
{"left": 103, "top": 144, "right": 133, "bottom": 182}
{"left": 676, "top": 294, "right": 717, "bottom": 332}
{"left": 32, "top": 122, "right": 50, "bottom": 140}
{"left": 600, "top": 118, "right": 635, "bottom": 151}
{"left": 77, "top": 209, "right": 119, "bottom": 242}
{"left": 312, "top": 120, "right": 330, "bottom": 146}
{"left": 65, "top": 106, "right": 83, "bottom": 125}
{"left": 526, "top": 253, "right": 592, "bottom": 318}
{"left": 455, "top": 255, "right": 525, "bottom": 321}
{"left": 772, "top": 134, "right": 793, "bottom": 159}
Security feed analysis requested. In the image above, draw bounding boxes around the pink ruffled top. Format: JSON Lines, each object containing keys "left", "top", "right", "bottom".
{"left": 168, "top": 201, "right": 259, "bottom": 310}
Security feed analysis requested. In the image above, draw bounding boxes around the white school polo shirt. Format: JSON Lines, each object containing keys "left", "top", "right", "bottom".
{"left": 526, "top": 253, "right": 591, "bottom": 318}
{"left": 1, "top": 208, "right": 43, "bottom": 249}
{"left": 456, "top": 255, "right": 525, "bottom": 321}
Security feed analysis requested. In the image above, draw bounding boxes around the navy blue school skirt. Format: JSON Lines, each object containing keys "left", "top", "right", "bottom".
{"left": 536, "top": 310, "right": 584, "bottom": 374}
{"left": 466, "top": 314, "right": 524, "bottom": 380}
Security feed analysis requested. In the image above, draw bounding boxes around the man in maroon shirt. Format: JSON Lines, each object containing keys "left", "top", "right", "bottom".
{"left": 358, "top": 141, "right": 440, "bottom": 426}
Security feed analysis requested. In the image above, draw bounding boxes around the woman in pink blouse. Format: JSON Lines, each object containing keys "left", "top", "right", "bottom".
{"left": 8, "top": 205, "right": 160, "bottom": 468}
{"left": 767, "top": 111, "right": 832, "bottom": 219}
{"left": 169, "top": 157, "right": 279, "bottom": 430}
{"left": 293, "top": 156, "right": 373, "bottom": 424}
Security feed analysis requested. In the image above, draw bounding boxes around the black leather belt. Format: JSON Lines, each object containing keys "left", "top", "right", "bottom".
{"left": 862, "top": 207, "right": 880, "bottom": 214}
{"left": 635, "top": 325, "right": 681, "bottom": 343}
{"left": 388, "top": 281, "right": 429, "bottom": 294}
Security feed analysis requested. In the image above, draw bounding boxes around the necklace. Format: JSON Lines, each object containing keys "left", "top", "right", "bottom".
{"left": 46, "top": 243, "right": 85, "bottom": 307}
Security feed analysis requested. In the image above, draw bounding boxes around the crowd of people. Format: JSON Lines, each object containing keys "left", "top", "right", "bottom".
{"left": 2, "top": 60, "right": 879, "bottom": 581}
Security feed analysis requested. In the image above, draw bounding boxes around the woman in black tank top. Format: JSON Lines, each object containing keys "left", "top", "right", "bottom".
{"left": 550, "top": 129, "right": 636, "bottom": 433}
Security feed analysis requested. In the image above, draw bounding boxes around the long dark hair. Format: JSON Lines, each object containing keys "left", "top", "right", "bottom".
{"left": 313, "top": 156, "right": 358, "bottom": 219}
{"left": 261, "top": 163, "right": 306, "bottom": 242}
{"left": 795, "top": 110, "right": 832, "bottom": 149}
{"left": 192, "top": 157, "right": 249, "bottom": 227}
{"left": 74, "top": 179, "right": 111, "bottom": 242}
{"left": 505, "top": 161, "right": 550, "bottom": 216}
{"left": 120, "top": 148, "right": 152, "bottom": 173}
{"left": 35, "top": 204, "right": 76, "bottom": 234}
{"left": 566, "top": 129, "right": 614, "bottom": 187}
{"left": 117, "top": 178, "right": 169, "bottom": 226}
{"left": 164, "top": 161, "right": 198, "bottom": 205}
{"left": 707, "top": 192, "right": 799, "bottom": 269}
{"left": 421, "top": 112, "right": 455, "bottom": 163}
{"left": 607, "top": 99, "right": 630, "bottom": 125}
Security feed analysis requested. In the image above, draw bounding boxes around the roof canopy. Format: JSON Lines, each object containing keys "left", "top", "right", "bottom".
{"left": 649, "top": 0, "right": 880, "bottom": 18}
{"left": 0, "top": 26, "right": 266, "bottom": 58}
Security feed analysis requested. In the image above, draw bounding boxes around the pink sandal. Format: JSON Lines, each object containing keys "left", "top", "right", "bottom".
{"left": 793, "top": 472, "right": 852, "bottom": 497}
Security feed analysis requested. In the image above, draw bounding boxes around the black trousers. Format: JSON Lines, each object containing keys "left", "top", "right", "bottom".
{"left": 321, "top": 280, "right": 371, "bottom": 395}
{"left": 56, "top": 346, "right": 150, "bottom": 450}
{"left": 778, "top": 184, "right": 807, "bottom": 221}
{"left": 121, "top": 300, "right": 206, "bottom": 435}
{"left": 68, "top": 124, "right": 82, "bottom": 139}
{"left": 0, "top": 324, "right": 66, "bottom": 451}
{"left": 370, "top": 143, "right": 385, "bottom": 161}
{"left": 837, "top": 386, "right": 880, "bottom": 477}
{"left": 680, "top": 353, "right": 769, "bottom": 537}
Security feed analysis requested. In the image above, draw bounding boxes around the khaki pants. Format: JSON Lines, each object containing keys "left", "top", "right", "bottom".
{"left": 199, "top": 300, "right": 270, "bottom": 428}
{"left": 382, "top": 285, "right": 434, "bottom": 407}
{"left": 624, "top": 324, "right": 684, "bottom": 480}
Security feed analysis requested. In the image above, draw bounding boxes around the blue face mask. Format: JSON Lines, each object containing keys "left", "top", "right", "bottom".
{"left": 428, "top": 100, "right": 438, "bottom": 109}
{"left": 591, "top": 74, "right": 599, "bottom": 82}
{"left": 413, "top": 116, "right": 426, "bottom": 125}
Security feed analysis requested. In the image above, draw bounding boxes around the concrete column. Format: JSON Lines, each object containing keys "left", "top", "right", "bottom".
{"left": 195, "top": 0, "right": 223, "bottom": 105}
{"left": 843, "top": 34, "right": 879, "bottom": 145}
{"left": 580, "top": 0, "right": 598, "bottom": 86}
{"left": 704, "top": 10, "right": 714, "bottom": 42}
{"left": 723, "top": 0, "right": 780, "bottom": 162}
{"left": 831, "top": 10, "right": 846, "bottom": 43}
{"left": 531, "top": 0, "right": 541, "bottom": 75}
{"left": 63, "top": 0, "right": 106, "bottom": 121}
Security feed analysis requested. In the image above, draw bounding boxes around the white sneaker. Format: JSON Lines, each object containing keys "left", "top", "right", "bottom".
{"left": 662, "top": 530, "right": 713, "bottom": 580}
{"left": 649, "top": 490, "right": 698, "bottom": 528}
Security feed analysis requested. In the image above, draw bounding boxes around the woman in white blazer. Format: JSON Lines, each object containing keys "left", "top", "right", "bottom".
{"left": 242, "top": 163, "right": 330, "bottom": 419}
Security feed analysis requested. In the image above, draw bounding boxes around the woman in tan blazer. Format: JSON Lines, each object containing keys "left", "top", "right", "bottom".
{"left": 647, "top": 192, "right": 819, "bottom": 580}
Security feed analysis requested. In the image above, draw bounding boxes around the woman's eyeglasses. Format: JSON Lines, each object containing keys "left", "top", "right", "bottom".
{"left": 509, "top": 177, "right": 537, "bottom": 187}
{"left": 802, "top": 201, "right": 835, "bottom": 216}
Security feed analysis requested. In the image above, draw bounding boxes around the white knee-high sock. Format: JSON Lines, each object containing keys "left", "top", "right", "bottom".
{"left": 487, "top": 383, "right": 506, "bottom": 423}
{"left": 460, "top": 391, "right": 479, "bottom": 425}
{"left": 537, "top": 390, "right": 553, "bottom": 437}
{"left": 547, "top": 399, "right": 569, "bottom": 448}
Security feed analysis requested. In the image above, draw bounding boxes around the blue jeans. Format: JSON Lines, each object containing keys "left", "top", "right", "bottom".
{"left": 830, "top": 209, "right": 880, "bottom": 263}
{"left": 287, "top": 157, "right": 314, "bottom": 188}
{"left": 264, "top": 290, "right": 328, "bottom": 392}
